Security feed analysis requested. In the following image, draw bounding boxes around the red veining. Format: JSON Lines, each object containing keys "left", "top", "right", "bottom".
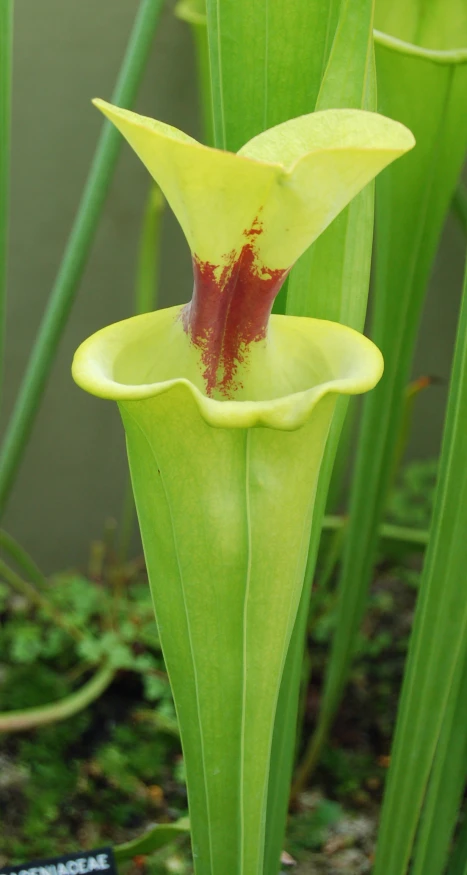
{"left": 181, "top": 221, "right": 288, "bottom": 397}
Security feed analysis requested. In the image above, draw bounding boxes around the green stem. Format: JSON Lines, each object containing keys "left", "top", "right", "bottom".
{"left": 0, "top": 662, "right": 114, "bottom": 732}
{"left": 134, "top": 184, "right": 164, "bottom": 316}
{"left": 175, "top": 1, "right": 214, "bottom": 146}
{"left": 390, "top": 376, "right": 435, "bottom": 492}
{"left": 0, "top": 556, "right": 85, "bottom": 643}
{"left": 290, "top": 713, "right": 330, "bottom": 802}
{"left": 317, "top": 519, "right": 348, "bottom": 594}
{"left": 117, "top": 481, "right": 137, "bottom": 566}
{"left": 0, "top": 527, "right": 50, "bottom": 590}
{"left": 322, "top": 515, "right": 428, "bottom": 550}
{"left": 0, "top": 0, "right": 165, "bottom": 516}
{"left": 0, "top": 0, "right": 13, "bottom": 417}
{"left": 453, "top": 181, "right": 467, "bottom": 237}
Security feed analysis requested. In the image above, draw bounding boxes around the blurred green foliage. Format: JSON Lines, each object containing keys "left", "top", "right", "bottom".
{"left": 0, "top": 569, "right": 183, "bottom": 863}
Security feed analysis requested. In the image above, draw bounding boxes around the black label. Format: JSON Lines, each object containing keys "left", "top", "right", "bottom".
{"left": 0, "top": 847, "right": 117, "bottom": 875}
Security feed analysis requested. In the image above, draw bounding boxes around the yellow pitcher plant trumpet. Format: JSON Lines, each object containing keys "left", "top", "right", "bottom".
{"left": 73, "top": 101, "right": 414, "bottom": 875}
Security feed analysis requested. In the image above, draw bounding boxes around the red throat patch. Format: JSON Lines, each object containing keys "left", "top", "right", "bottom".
{"left": 181, "top": 221, "right": 288, "bottom": 397}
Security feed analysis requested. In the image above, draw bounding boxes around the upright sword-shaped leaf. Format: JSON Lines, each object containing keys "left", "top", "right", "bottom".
{"left": 373, "top": 251, "right": 467, "bottom": 875}
{"left": 267, "top": 0, "right": 378, "bottom": 843}
{"left": 315, "top": 0, "right": 467, "bottom": 777}
{"left": 205, "top": 0, "right": 342, "bottom": 152}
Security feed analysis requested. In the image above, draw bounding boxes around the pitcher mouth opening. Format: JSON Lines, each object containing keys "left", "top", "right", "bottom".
{"left": 72, "top": 305, "right": 383, "bottom": 431}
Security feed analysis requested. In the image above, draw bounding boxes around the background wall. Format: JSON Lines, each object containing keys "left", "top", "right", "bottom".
{"left": 2, "top": 0, "right": 465, "bottom": 571}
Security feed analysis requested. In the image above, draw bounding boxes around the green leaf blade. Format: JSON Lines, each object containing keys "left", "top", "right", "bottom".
{"left": 313, "top": 31, "right": 467, "bottom": 795}
{"left": 373, "top": 252, "right": 467, "bottom": 875}
{"left": 205, "top": 0, "right": 341, "bottom": 151}
{"left": 265, "top": 2, "right": 377, "bottom": 871}
{"left": 410, "top": 653, "right": 467, "bottom": 875}
{"left": 114, "top": 818, "right": 190, "bottom": 861}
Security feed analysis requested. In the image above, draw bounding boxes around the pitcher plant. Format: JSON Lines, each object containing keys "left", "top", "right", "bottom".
{"left": 72, "top": 102, "right": 413, "bottom": 875}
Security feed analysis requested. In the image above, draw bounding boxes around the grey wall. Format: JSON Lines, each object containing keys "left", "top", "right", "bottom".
{"left": 2, "top": 1, "right": 466, "bottom": 571}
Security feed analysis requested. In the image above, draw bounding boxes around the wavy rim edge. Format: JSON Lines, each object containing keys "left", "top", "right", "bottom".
{"left": 94, "top": 100, "right": 414, "bottom": 172}
{"left": 72, "top": 308, "right": 383, "bottom": 431}
{"left": 374, "top": 29, "right": 467, "bottom": 65}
